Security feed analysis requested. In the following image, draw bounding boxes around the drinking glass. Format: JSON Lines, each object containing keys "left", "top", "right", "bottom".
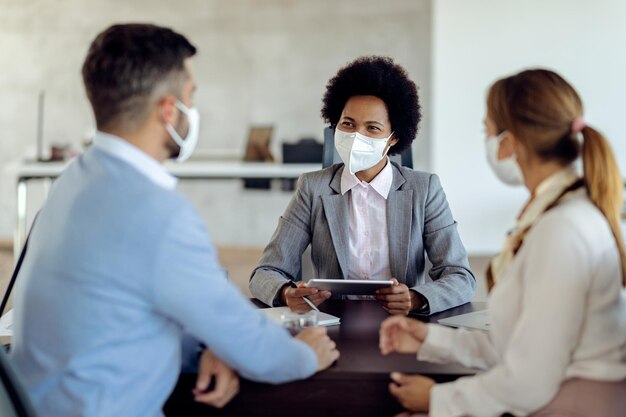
{"left": 280, "top": 310, "right": 318, "bottom": 335}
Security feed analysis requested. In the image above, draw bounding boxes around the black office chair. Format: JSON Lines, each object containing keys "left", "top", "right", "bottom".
{"left": 281, "top": 138, "right": 324, "bottom": 191}
{"left": 0, "top": 349, "right": 38, "bottom": 417}
{"left": 322, "top": 127, "right": 414, "bottom": 169}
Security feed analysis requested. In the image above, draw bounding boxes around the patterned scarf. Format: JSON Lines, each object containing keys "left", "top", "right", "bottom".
{"left": 486, "top": 166, "right": 584, "bottom": 290}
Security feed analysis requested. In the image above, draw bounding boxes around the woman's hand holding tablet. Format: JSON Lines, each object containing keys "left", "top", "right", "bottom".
{"left": 281, "top": 281, "right": 332, "bottom": 313}
{"left": 282, "top": 278, "right": 419, "bottom": 316}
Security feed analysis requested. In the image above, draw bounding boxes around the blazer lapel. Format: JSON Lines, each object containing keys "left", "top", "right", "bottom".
{"left": 387, "top": 165, "right": 412, "bottom": 279}
{"left": 321, "top": 167, "right": 350, "bottom": 279}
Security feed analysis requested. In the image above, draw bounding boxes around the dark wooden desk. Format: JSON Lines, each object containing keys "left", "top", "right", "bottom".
{"left": 164, "top": 300, "right": 485, "bottom": 417}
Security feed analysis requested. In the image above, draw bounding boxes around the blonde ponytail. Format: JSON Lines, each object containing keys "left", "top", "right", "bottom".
{"left": 581, "top": 126, "right": 626, "bottom": 286}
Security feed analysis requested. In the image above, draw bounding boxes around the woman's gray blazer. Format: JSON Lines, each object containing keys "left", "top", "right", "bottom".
{"left": 249, "top": 162, "right": 475, "bottom": 314}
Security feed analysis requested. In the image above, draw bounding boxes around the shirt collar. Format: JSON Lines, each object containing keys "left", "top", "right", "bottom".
{"left": 340, "top": 157, "right": 393, "bottom": 199}
{"left": 93, "top": 131, "right": 178, "bottom": 190}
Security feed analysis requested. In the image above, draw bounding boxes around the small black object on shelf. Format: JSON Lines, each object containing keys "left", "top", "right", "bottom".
{"left": 281, "top": 138, "right": 323, "bottom": 191}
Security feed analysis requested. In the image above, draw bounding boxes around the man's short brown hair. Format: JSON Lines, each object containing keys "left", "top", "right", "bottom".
{"left": 82, "top": 23, "right": 197, "bottom": 131}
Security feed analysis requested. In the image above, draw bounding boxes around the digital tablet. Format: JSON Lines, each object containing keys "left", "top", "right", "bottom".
{"left": 306, "top": 279, "right": 394, "bottom": 295}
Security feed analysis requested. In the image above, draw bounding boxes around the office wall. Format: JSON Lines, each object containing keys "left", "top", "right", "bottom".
{"left": 432, "top": 0, "right": 626, "bottom": 254}
{"left": 0, "top": 0, "right": 432, "bottom": 246}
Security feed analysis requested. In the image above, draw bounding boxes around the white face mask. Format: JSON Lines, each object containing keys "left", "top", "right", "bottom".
{"left": 166, "top": 100, "right": 200, "bottom": 163}
{"left": 485, "top": 131, "right": 524, "bottom": 186}
{"left": 334, "top": 129, "right": 393, "bottom": 174}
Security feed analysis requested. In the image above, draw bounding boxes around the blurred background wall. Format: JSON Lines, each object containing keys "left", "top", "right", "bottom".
{"left": 0, "top": 0, "right": 431, "bottom": 247}
{"left": 0, "top": 0, "right": 624, "bottom": 288}
{"left": 431, "top": 0, "right": 626, "bottom": 254}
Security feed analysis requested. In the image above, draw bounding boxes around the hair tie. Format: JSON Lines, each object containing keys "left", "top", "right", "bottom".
{"left": 571, "top": 118, "right": 586, "bottom": 134}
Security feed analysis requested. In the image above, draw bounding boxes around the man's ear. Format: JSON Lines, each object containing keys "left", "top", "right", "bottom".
{"left": 158, "top": 96, "right": 178, "bottom": 125}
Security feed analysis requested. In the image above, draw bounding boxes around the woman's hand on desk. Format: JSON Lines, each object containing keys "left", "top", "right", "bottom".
{"left": 295, "top": 327, "right": 340, "bottom": 371}
{"left": 375, "top": 279, "right": 420, "bottom": 315}
{"left": 389, "top": 372, "right": 434, "bottom": 413}
{"left": 281, "top": 281, "right": 331, "bottom": 312}
{"left": 379, "top": 316, "right": 428, "bottom": 355}
{"left": 193, "top": 350, "right": 240, "bottom": 408}
{"left": 379, "top": 315, "right": 434, "bottom": 414}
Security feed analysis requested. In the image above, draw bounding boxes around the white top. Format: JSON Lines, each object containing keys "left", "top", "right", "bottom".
{"left": 93, "top": 131, "right": 178, "bottom": 190}
{"left": 341, "top": 158, "right": 393, "bottom": 294}
{"left": 420, "top": 189, "right": 626, "bottom": 417}
{"left": 490, "top": 166, "right": 579, "bottom": 284}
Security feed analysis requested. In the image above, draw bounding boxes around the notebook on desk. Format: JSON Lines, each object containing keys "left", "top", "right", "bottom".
{"left": 437, "top": 309, "right": 491, "bottom": 332}
{"left": 260, "top": 307, "right": 340, "bottom": 327}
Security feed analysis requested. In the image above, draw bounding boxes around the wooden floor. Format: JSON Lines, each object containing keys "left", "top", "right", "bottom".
{"left": 217, "top": 246, "right": 262, "bottom": 298}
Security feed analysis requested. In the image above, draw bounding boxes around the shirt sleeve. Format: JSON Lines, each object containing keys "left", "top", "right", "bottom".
{"left": 418, "top": 324, "right": 499, "bottom": 370}
{"left": 418, "top": 174, "right": 476, "bottom": 314}
{"left": 428, "top": 214, "right": 591, "bottom": 417}
{"left": 249, "top": 174, "right": 313, "bottom": 306}
{"left": 151, "top": 200, "right": 317, "bottom": 384}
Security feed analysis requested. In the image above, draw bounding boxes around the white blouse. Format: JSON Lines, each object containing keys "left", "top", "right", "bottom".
{"left": 419, "top": 189, "right": 626, "bottom": 417}
{"left": 340, "top": 159, "right": 393, "bottom": 298}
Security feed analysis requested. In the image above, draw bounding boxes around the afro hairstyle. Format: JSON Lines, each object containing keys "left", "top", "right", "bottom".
{"left": 321, "top": 56, "right": 421, "bottom": 155}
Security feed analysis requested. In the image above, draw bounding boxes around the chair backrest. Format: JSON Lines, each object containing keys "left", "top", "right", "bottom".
{"left": 0, "top": 349, "right": 38, "bottom": 417}
{"left": 282, "top": 138, "right": 323, "bottom": 164}
{"left": 322, "top": 127, "right": 413, "bottom": 169}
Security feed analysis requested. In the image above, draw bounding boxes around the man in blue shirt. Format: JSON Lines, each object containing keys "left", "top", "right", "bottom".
{"left": 10, "top": 23, "right": 339, "bottom": 417}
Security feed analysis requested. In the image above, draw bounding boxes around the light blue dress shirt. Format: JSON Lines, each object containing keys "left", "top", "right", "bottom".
{"left": 10, "top": 132, "right": 317, "bottom": 417}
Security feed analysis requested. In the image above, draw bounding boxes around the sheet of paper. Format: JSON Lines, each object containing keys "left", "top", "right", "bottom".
{"left": 260, "top": 306, "right": 340, "bottom": 327}
{"left": 0, "top": 308, "right": 14, "bottom": 337}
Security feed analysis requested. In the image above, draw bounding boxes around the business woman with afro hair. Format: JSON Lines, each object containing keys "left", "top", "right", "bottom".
{"left": 250, "top": 56, "right": 475, "bottom": 315}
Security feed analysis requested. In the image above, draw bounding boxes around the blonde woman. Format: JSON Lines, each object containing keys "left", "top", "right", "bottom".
{"left": 379, "top": 69, "right": 626, "bottom": 417}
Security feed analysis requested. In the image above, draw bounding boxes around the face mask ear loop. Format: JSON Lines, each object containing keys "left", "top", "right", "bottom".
{"left": 382, "top": 131, "right": 395, "bottom": 157}
{"left": 166, "top": 101, "right": 190, "bottom": 148}
{"left": 174, "top": 100, "right": 190, "bottom": 116}
{"left": 496, "top": 130, "right": 518, "bottom": 162}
